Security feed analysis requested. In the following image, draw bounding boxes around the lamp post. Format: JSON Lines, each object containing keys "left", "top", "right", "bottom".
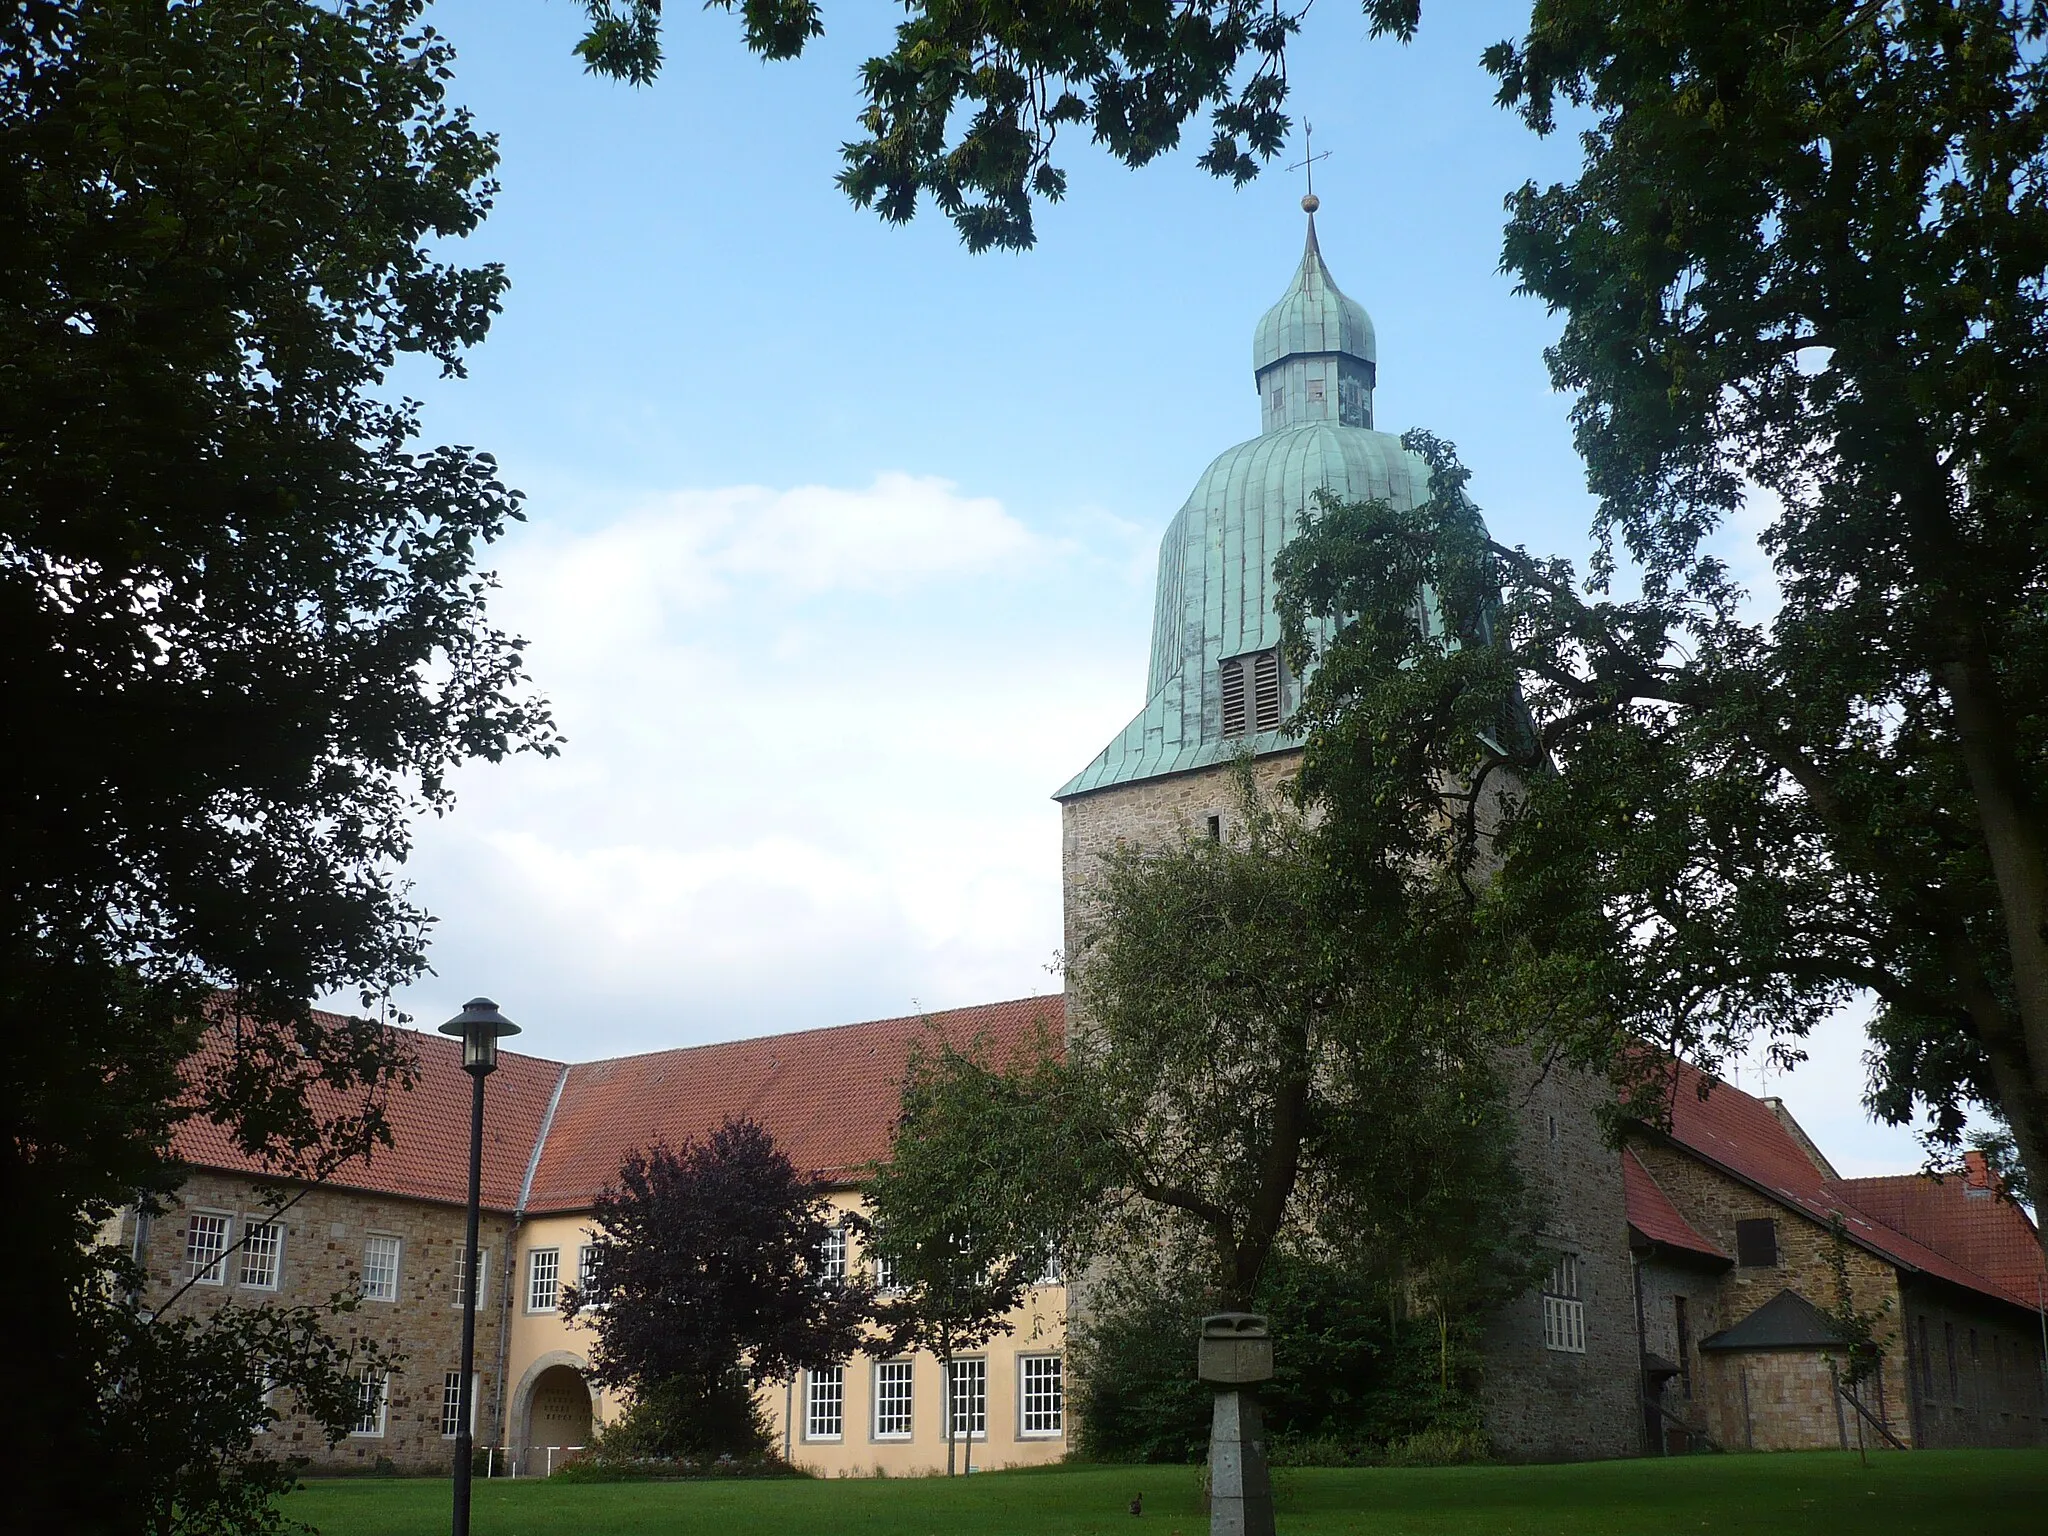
{"left": 440, "top": 998, "right": 520, "bottom": 1536}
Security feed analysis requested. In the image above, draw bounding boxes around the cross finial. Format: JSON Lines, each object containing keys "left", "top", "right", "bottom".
{"left": 1287, "top": 121, "right": 1331, "bottom": 213}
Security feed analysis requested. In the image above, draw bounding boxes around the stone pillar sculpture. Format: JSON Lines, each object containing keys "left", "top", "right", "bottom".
{"left": 1199, "top": 1313, "right": 1276, "bottom": 1536}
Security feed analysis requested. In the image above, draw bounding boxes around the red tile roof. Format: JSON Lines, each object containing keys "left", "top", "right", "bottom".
{"left": 1624, "top": 1148, "right": 1728, "bottom": 1262}
{"left": 170, "top": 1010, "right": 566, "bottom": 1211}
{"left": 1836, "top": 1173, "right": 2046, "bottom": 1312}
{"left": 1646, "top": 1061, "right": 2046, "bottom": 1312}
{"left": 523, "top": 996, "right": 1065, "bottom": 1213}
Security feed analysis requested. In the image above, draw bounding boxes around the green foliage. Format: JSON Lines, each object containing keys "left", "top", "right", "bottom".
{"left": 585, "top": 1374, "right": 775, "bottom": 1463}
{"left": 1, "top": 2, "right": 551, "bottom": 1524}
{"left": 862, "top": 1016, "right": 1091, "bottom": 1458}
{"left": 1819, "top": 1216, "right": 1896, "bottom": 1464}
{"left": 574, "top": 2, "right": 1422, "bottom": 250}
{"left": 1072, "top": 1240, "right": 1492, "bottom": 1465}
{"left": 572, "top": 1118, "right": 872, "bottom": 1457}
{"left": 1480, "top": 0, "right": 2048, "bottom": 1219}
{"left": 96, "top": 1268, "right": 401, "bottom": 1535}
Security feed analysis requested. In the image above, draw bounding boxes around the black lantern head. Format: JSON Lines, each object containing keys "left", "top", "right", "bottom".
{"left": 439, "top": 997, "right": 521, "bottom": 1074}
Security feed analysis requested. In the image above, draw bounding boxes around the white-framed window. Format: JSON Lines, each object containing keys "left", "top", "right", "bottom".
{"left": 820, "top": 1224, "right": 847, "bottom": 1283}
{"left": 1019, "top": 1354, "right": 1064, "bottom": 1436}
{"left": 945, "top": 1357, "right": 987, "bottom": 1441}
{"left": 1033, "top": 1240, "right": 1062, "bottom": 1287}
{"left": 527, "top": 1247, "right": 560, "bottom": 1312}
{"left": 186, "top": 1212, "right": 232, "bottom": 1285}
{"left": 239, "top": 1220, "right": 282, "bottom": 1290}
{"left": 451, "top": 1246, "right": 489, "bottom": 1308}
{"left": 873, "top": 1359, "right": 913, "bottom": 1440}
{"left": 873, "top": 1251, "right": 901, "bottom": 1294}
{"left": 351, "top": 1372, "right": 388, "bottom": 1437}
{"left": 362, "top": 1234, "right": 401, "bottom": 1302}
{"left": 577, "top": 1242, "right": 602, "bottom": 1293}
{"left": 805, "top": 1365, "right": 844, "bottom": 1441}
{"left": 440, "top": 1371, "right": 479, "bottom": 1438}
{"left": 1542, "top": 1252, "right": 1586, "bottom": 1354}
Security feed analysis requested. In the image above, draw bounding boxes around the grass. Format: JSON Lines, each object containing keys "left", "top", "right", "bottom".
{"left": 288, "top": 1450, "right": 2048, "bottom": 1535}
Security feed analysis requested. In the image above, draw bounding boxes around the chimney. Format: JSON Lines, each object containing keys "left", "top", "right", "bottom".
{"left": 1962, "top": 1148, "right": 1997, "bottom": 1195}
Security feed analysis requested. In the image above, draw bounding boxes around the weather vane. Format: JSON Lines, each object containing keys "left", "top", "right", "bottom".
{"left": 1288, "top": 120, "right": 1331, "bottom": 212}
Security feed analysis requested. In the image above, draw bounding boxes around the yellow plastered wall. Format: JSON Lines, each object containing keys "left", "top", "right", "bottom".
{"left": 499, "top": 1192, "right": 1071, "bottom": 1476}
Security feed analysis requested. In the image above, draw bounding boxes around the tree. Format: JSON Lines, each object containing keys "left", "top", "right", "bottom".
{"left": 569, "top": 1117, "right": 872, "bottom": 1459}
{"left": 2, "top": 2, "right": 553, "bottom": 1526}
{"left": 1819, "top": 1216, "right": 1895, "bottom": 1465}
{"left": 862, "top": 1023, "right": 1085, "bottom": 1473}
{"left": 874, "top": 770, "right": 1535, "bottom": 1451}
{"left": 1279, "top": 2, "right": 2048, "bottom": 1258}
{"left": 571, "top": 1, "right": 1424, "bottom": 250}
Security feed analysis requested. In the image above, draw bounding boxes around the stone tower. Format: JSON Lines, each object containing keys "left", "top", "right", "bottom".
{"left": 1054, "top": 210, "right": 1642, "bottom": 1461}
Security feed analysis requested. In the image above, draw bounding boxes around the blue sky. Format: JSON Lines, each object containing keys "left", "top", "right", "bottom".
{"left": 366, "top": 0, "right": 1931, "bottom": 1175}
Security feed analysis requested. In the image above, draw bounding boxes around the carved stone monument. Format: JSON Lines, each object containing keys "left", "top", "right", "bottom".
{"left": 1199, "top": 1313, "right": 1276, "bottom": 1536}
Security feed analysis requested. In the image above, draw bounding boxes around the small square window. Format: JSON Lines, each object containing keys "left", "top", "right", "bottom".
{"left": 1306, "top": 377, "right": 1326, "bottom": 403}
{"left": 806, "top": 1365, "right": 844, "bottom": 1441}
{"left": 186, "top": 1213, "right": 231, "bottom": 1285}
{"left": 1734, "top": 1218, "right": 1779, "bottom": 1268}
{"left": 362, "top": 1234, "right": 401, "bottom": 1301}
{"left": 239, "top": 1220, "right": 282, "bottom": 1290}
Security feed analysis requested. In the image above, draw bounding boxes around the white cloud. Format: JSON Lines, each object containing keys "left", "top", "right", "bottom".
{"left": 369, "top": 472, "right": 1146, "bottom": 1058}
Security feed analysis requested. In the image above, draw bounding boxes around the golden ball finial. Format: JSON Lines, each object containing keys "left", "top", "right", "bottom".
{"left": 1301, "top": 192, "right": 1320, "bottom": 214}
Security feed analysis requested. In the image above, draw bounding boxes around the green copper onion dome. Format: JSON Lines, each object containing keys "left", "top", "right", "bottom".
{"left": 1056, "top": 210, "right": 1436, "bottom": 800}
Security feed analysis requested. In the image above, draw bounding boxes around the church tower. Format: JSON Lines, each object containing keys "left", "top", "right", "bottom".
{"left": 1054, "top": 207, "right": 1643, "bottom": 1462}
{"left": 1054, "top": 204, "right": 1433, "bottom": 961}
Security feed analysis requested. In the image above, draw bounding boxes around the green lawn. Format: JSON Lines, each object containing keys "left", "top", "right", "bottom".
{"left": 289, "top": 1451, "right": 2048, "bottom": 1535}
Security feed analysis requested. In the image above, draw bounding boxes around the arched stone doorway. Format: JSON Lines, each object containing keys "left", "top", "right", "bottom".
{"left": 510, "top": 1350, "right": 594, "bottom": 1474}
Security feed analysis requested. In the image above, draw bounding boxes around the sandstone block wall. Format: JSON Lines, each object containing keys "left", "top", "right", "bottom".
{"left": 1703, "top": 1348, "right": 1851, "bottom": 1451}
{"left": 129, "top": 1174, "right": 516, "bottom": 1473}
{"left": 1626, "top": 1137, "right": 1914, "bottom": 1447}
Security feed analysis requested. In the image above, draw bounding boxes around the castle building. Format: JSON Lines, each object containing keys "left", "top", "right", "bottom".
{"left": 125, "top": 210, "right": 2046, "bottom": 1475}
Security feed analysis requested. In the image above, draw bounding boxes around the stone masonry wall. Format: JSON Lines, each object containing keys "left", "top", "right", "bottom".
{"left": 130, "top": 1173, "right": 516, "bottom": 1473}
{"left": 1060, "top": 755, "right": 1641, "bottom": 1462}
{"left": 1635, "top": 1257, "right": 1729, "bottom": 1449}
{"left": 1626, "top": 1137, "right": 1914, "bottom": 1447}
{"left": 1478, "top": 1054, "right": 1642, "bottom": 1461}
{"left": 1898, "top": 1277, "right": 2048, "bottom": 1449}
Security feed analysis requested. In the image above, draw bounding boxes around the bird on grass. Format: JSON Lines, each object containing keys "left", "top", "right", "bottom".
{"left": 1129, "top": 1493, "right": 1143, "bottom": 1516}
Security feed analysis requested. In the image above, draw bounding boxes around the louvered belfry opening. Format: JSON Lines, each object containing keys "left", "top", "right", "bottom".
{"left": 1253, "top": 649, "right": 1282, "bottom": 731}
{"left": 1220, "top": 655, "right": 1248, "bottom": 737}
{"left": 1220, "top": 649, "right": 1283, "bottom": 738}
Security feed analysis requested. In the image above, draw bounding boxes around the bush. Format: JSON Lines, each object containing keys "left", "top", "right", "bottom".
{"left": 553, "top": 1450, "right": 806, "bottom": 1483}
{"left": 589, "top": 1373, "right": 772, "bottom": 1461}
{"left": 1071, "top": 1244, "right": 1491, "bottom": 1463}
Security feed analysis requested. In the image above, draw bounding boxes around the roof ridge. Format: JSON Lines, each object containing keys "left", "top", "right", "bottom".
{"left": 517, "top": 1064, "right": 571, "bottom": 1214}
{"left": 560, "top": 994, "right": 1062, "bottom": 1072}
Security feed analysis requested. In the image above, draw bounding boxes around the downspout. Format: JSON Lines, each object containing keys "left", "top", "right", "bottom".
{"left": 493, "top": 1064, "right": 570, "bottom": 1468}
